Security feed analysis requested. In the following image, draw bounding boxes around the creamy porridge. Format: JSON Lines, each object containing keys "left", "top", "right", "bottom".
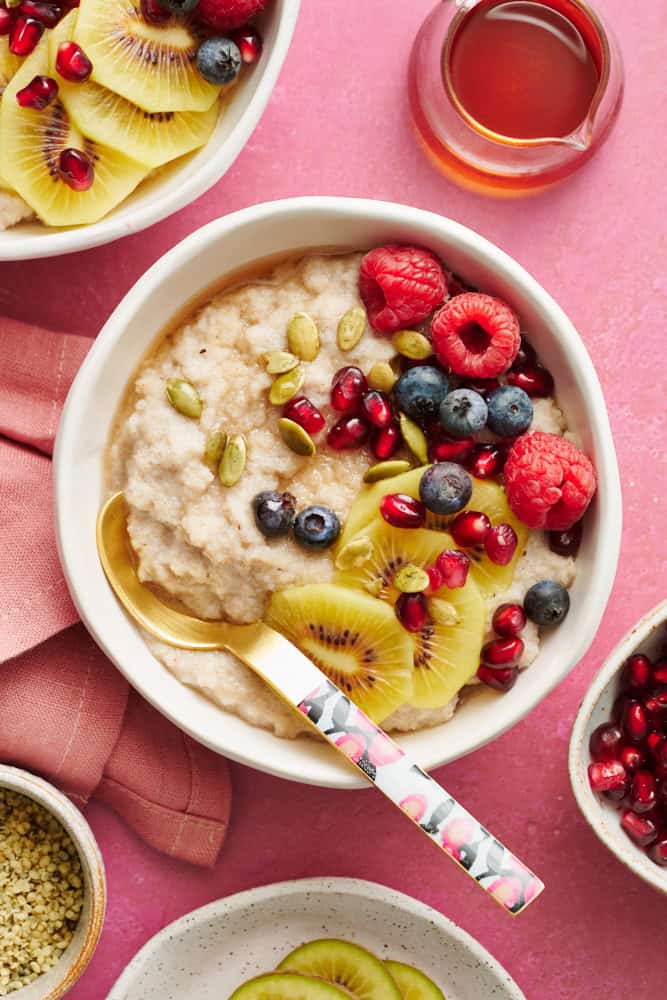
{"left": 108, "top": 246, "right": 594, "bottom": 739}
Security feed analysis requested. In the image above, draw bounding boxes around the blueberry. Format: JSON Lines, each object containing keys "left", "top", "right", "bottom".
{"left": 524, "top": 580, "right": 570, "bottom": 626}
{"left": 196, "top": 37, "right": 241, "bottom": 86}
{"left": 394, "top": 366, "right": 450, "bottom": 424}
{"left": 158, "top": 0, "right": 200, "bottom": 12}
{"left": 486, "top": 385, "right": 533, "bottom": 438}
{"left": 294, "top": 505, "right": 341, "bottom": 550}
{"left": 419, "top": 462, "right": 472, "bottom": 515}
{"left": 253, "top": 491, "right": 296, "bottom": 538}
{"left": 439, "top": 388, "right": 488, "bottom": 439}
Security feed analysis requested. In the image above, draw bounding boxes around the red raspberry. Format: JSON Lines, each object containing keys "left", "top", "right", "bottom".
{"left": 359, "top": 245, "right": 447, "bottom": 334}
{"left": 430, "top": 292, "right": 520, "bottom": 377}
{"left": 197, "top": 0, "right": 267, "bottom": 31}
{"left": 504, "top": 432, "right": 597, "bottom": 531}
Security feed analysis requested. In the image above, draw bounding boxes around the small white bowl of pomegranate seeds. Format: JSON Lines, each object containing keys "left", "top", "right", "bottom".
{"left": 569, "top": 600, "right": 667, "bottom": 894}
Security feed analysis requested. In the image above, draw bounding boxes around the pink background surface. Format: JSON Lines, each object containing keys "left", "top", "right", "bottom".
{"left": 2, "top": 0, "right": 666, "bottom": 996}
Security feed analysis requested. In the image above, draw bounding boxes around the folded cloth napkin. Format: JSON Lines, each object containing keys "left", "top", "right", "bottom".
{"left": 0, "top": 318, "right": 232, "bottom": 867}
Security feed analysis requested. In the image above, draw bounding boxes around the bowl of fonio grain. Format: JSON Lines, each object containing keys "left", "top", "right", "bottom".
{"left": 0, "top": 766, "right": 105, "bottom": 999}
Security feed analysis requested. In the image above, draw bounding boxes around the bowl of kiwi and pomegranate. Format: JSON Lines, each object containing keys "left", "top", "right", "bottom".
{"left": 0, "top": 0, "right": 299, "bottom": 260}
{"left": 54, "top": 197, "right": 621, "bottom": 789}
{"left": 107, "top": 878, "right": 526, "bottom": 998}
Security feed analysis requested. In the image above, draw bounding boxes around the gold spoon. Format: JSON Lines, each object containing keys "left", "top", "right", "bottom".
{"left": 97, "top": 491, "right": 544, "bottom": 914}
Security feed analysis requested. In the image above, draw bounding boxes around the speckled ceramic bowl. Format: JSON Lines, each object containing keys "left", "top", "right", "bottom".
{"left": 0, "top": 765, "right": 106, "bottom": 999}
{"left": 569, "top": 600, "right": 667, "bottom": 895}
{"left": 107, "top": 877, "right": 526, "bottom": 999}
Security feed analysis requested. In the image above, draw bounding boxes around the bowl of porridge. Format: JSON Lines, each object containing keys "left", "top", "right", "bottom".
{"left": 54, "top": 197, "right": 621, "bottom": 788}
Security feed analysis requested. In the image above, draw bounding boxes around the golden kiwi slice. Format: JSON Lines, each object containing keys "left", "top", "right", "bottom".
{"left": 278, "top": 939, "right": 402, "bottom": 1000}
{"left": 385, "top": 960, "right": 447, "bottom": 1000}
{"left": 230, "top": 974, "right": 350, "bottom": 1000}
{"left": 0, "top": 40, "right": 147, "bottom": 227}
{"left": 0, "top": 38, "right": 22, "bottom": 98}
{"left": 265, "top": 583, "right": 413, "bottom": 723}
{"left": 74, "top": 0, "right": 220, "bottom": 113}
{"left": 49, "top": 12, "right": 218, "bottom": 169}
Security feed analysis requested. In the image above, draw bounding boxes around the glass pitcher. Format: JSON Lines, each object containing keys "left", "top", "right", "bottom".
{"left": 408, "top": 0, "right": 624, "bottom": 197}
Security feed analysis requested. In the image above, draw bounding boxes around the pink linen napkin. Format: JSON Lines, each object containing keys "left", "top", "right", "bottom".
{"left": 0, "top": 317, "right": 232, "bottom": 867}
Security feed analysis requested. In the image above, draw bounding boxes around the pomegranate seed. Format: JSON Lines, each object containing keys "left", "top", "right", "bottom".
{"left": 436, "top": 549, "right": 470, "bottom": 589}
{"left": 19, "top": 2, "right": 62, "bottom": 27}
{"left": 467, "top": 443, "right": 504, "bottom": 479}
{"left": 622, "top": 654, "right": 652, "bottom": 692}
{"left": 644, "top": 689, "right": 667, "bottom": 717}
{"left": 282, "top": 395, "right": 325, "bottom": 435}
{"left": 58, "top": 148, "right": 94, "bottom": 191}
{"left": 477, "top": 664, "right": 517, "bottom": 692}
{"left": 231, "top": 26, "right": 263, "bottom": 64}
{"left": 647, "top": 837, "right": 667, "bottom": 866}
{"left": 653, "top": 660, "right": 667, "bottom": 686}
{"left": 55, "top": 40, "right": 92, "bottom": 82}
{"left": 379, "top": 493, "right": 425, "bottom": 529}
{"left": 0, "top": 8, "right": 13, "bottom": 35}
{"left": 327, "top": 416, "right": 369, "bottom": 450}
{"left": 141, "top": 0, "right": 171, "bottom": 22}
{"left": 492, "top": 603, "right": 526, "bottom": 637}
{"left": 360, "top": 390, "right": 393, "bottom": 428}
{"left": 465, "top": 378, "right": 500, "bottom": 398}
{"left": 331, "top": 366, "right": 367, "bottom": 413}
{"left": 395, "top": 592, "right": 428, "bottom": 633}
{"left": 548, "top": 521, "right": 583, "bottom": 557}
{"left": 629, "top": 770, "right": 657, "bottom": 813}
{"left": 372, "top": 420, "right": 401, "bottom": 460}
{"left": 512, "top": 338, "right": 537, "bottom": 369}
{"left": 485, "top": 523, "right": 518, "bottom": 565}
{"left": 16, "top": 74, "right": 58, "bottom": 109}
{"left": 623, "top": 701, "right": 649, "bottom": 743}
{"left": 620, "top": 745, "right": 645, "bottom": 773}
{"left": 428, "top": 430, "right": 475, "bottom": 464}
{"left": 612, "top": 693, "right": 638, "bottom": 724}
{"left": 481, "top": 636, "right": 524, "bottom": 667}
{"left": 587, "top": 760, "right": 626, "bottom": 793}
{"left": 657, "top": 775, "right": 667, "bottom": 804}
{"left": 9, "top": 15, "right": 43, "bottom": 55}
{"left": 426, "top": 565, "right": 443, "bottom": 592}
{"left": 620, "top": 810, "right": 658, "bottom": 847}
{"left": 589, "top": 723, "right": 624, "bottom": 762}
{"left": 507, "top": 365, "right": 554, "bottom": 398}
{"left": 450, "top": 510, "right": 490, "bottom": 548}
{"left": 647, "top": 733, "right": 664, "bottom": 757}
{"left": 603, "top": 780, "right": 629, "bottom": 803}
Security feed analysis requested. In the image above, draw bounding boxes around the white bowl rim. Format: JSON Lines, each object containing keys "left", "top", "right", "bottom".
{"left": 106, "top": 876, "right": 526, "bottom": 999}
{"left": 568, "top": 598, "right": 667, "bottom": 895}
{"left": 0, "top": 764, "right": 106, "bottom": 999}
{"left": 54, "top": 195, "right": 623, "bottom": 789}
{"left": 0, "top": 0, "right": 300, "bottom": 261}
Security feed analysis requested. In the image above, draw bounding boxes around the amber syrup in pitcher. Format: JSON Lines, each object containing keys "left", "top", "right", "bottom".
{"left": 409, "top": 0, "right": 623, "bottom": 196}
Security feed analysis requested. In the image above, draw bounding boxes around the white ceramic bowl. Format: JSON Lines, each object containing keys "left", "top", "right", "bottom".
{"left": 107, "top": 877, "right": 526, "bottom": 999}
{"left": 569, "top": 600, "right": 667, "bottom": 895}
{"left": 0, "top": 0, "right": 299, "bottom": 261}
{"left": 0, "top": 765, "right": 106, "bottom": 999}
{"left": 54, "top": 197, "right": 622, "bottom": 789}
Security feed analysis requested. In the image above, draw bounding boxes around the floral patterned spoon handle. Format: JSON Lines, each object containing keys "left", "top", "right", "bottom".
{"left": 97, "top": 492, "right": 544, "bottom": 916}
{"left": 296, "top": 675, "right": 544, "bottom": 915}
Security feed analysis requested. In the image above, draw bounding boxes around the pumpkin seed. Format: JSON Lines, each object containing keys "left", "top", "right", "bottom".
{"left": 363, "top": 459, "right": 412, "bottom": 484}
{"left": 269, "top": 365, "right": 306, "bottom": 406}
{"left": 166, "top": 378, "right": 202, "bottom": 420}
{"left": 287, "top": 312, "right": 320, "bottom": 362}
{"left": 394, "top": 564, "right": 430, "bottom": 594}
{"left": 278, "top": 417, "right": 316, "bottom": 457}
{"left": 204, "top": 429, "right": 227, "bottom": 465}
{"left": 335, "top": 536, "right": 374, "bottom": 571}
{"left": 367, "top": 361, "right": 397, "bottom": 394}
{"left": 399, "top": 413, "right": 429, "bottom": 464}
{"left": 337, "top": 306, "right": 367, "bottom": 352}
{"left": 264, "top": 350, "right": 299, "bottom": 375}
{"left": 219, "top": 434, "right": 247, "bottom": 487}
{"left": 392, "top": 329, "right": 434, "bottom": 360}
